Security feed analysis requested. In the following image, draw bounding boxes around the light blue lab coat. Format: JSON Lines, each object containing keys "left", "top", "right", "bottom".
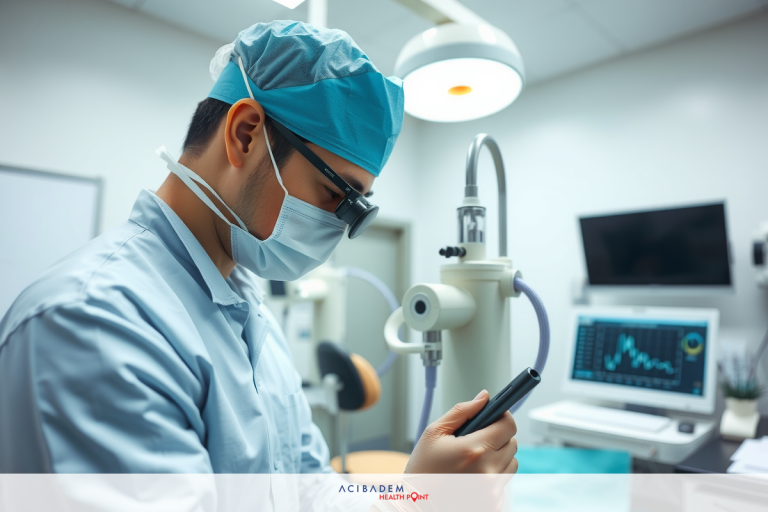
{"left": 0, "top": 190, "right": 331, "bottom": 473}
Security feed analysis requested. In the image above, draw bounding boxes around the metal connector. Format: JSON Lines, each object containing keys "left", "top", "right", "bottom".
{"left": 421, "top": 330, "right": 443, "bottom": 367}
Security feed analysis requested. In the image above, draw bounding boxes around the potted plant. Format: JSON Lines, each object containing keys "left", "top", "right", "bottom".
{"left": 719, "top": 332, "right": 766, "bottom": 440}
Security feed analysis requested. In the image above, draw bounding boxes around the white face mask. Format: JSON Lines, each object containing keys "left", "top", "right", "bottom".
{"left": 156, "top": 126, "right": 347, "bottom": 281}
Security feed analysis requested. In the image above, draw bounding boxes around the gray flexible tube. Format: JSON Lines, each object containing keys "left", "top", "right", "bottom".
{"left": 508, "top": 277, "right": 550, "bottom": 414}
{"left": 416, "top": 365, "right": 437, "bottom": 441}
{"left": 341, "top": 267, "right": 400, "bottom": 376}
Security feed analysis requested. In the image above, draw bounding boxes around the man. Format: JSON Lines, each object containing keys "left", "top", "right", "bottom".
{"left": 0, "top": 21, "right": 517, "bottom": 476}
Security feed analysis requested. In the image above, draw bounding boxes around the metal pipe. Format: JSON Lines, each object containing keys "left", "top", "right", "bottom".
{"left": 308, "top": 0, "right": 328, "bottom": 28}
{"left": 464, "top": 134, "right": 508, "bottom": 257}
{"left": 338, "top": 411, "right": 348, "bottom": 473}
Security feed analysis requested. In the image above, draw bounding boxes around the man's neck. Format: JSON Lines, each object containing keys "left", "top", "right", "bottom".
{"left": 156, "top": 155, "right": 237, "bottom": 279}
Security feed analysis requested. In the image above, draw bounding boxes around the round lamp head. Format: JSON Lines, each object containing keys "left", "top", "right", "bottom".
{"left": 394, "top": 23, "right": 525, "bottom": 123}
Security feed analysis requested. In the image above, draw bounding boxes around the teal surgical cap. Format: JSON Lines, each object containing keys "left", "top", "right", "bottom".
{"left": 208, "top": 20, "right": 405, "bottom": 177}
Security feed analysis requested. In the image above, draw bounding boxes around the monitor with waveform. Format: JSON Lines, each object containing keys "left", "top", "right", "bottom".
{"left": 579, "top": 202, "right": 731, "bottom": 290}
{"left": 564, "top": 307, "right": 719, "bottom": 413}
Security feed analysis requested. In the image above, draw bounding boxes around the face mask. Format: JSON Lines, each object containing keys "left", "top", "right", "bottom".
{"left": 156, "top": 126, "right": 347, "bottom": 281}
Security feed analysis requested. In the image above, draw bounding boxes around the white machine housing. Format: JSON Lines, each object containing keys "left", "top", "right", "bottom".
{"left": 438, "top": 258, "right": 522, "bottom": 409}
{"left": 403, "top": 283, "right": 476, "bottom": 332}
{"left": 529, "top": 400, "right": 716, "bottom": 464}
{"left": 386, "top": 256, "right": 524, "bottom": 411}
{"left": 384, "top": 134, "right": 532, "bottom": 417}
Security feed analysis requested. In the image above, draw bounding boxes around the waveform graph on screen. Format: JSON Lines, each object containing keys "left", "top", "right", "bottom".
{"left": 571, "top": 315, "right": 710, "bottom": 396}
{"left": 604, "top": 333, "right": 676, "bottom": 375}
{"left": 594, "top": 324, "right": 684, "bottom": 387}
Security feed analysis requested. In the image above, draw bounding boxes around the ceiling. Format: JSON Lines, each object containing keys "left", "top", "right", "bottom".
{"left": 106, "top": 0, "right": 768, "bottom": 83}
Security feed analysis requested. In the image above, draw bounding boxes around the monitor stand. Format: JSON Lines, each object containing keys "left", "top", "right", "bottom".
{"left": 625, "top": 403, "right": 665, "bottom": 417}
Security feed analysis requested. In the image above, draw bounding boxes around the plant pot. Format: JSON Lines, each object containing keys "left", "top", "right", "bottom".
{"left": 725, "top": 397, "right": 758, "bottom": 417}
{"left": 720, "top": 398, "right": 760, "bottom": 440}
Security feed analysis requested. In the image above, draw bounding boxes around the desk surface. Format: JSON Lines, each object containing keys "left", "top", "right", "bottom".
{"left": 675, "top": 417, "right": 768, "bottom": 473}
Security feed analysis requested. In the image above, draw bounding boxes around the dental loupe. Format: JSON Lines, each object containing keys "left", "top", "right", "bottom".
{"left": 269, "top": 117, "right": 379, "bottom": 239}
{"left": 384, "top": 134, "right": 551, "bottom": 441}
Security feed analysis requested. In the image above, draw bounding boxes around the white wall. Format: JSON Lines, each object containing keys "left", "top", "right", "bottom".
{"left": 0, "top": 0, "right": 422, "bottom": 232}
{"left": 0, "top": 0, "right": 225, "bottom": 230}
{"left": 408, "top": 11, "right": 768, "bottom": 443}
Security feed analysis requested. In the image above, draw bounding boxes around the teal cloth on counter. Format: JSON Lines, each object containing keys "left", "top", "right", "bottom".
{"left": 516, "top": 446, "right": 631, "bottom": 474}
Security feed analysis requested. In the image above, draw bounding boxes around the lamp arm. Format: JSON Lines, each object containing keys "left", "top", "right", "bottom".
{"left": 393, "top": 0, "right": 488, "bottom": 26}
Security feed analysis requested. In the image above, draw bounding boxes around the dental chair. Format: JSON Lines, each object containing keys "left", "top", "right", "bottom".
{"left": 316, "top": 342, "right": 411, "bottom": 474}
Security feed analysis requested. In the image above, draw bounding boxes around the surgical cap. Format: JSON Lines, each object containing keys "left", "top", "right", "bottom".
{"left": 208, "top": 21, "right": 405, "bottom": 177}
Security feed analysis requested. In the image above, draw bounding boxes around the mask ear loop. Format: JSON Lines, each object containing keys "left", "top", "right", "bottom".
{"left": 237, "top": 56, "right": 288, "bottom": 199}
{"left": 156, "top": 146, "right": 249, "bottom": 232}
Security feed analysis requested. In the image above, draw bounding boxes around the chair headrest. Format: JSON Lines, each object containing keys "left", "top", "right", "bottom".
{"left": 317, "top": 342, "right": 381, "bottom": 411}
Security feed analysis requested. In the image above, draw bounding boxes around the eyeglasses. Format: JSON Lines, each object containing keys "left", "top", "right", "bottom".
{"left": 269, "top": 118, "right": 379, "bottom": 239}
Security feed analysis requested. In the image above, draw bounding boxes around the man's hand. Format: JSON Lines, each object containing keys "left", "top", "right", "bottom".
{"left": 404, "top": 390, "right": 518, "bottom": 474}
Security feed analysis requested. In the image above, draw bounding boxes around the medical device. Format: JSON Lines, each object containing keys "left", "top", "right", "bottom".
{"left": 270, "top": 118, "right": 378, "bottom": 239}
{"left": 269, "top": 264, "right": 347, "bottom": 386}
{"left": 753, "top": 221, "right": 768, "bottom": 288}
{"left": 384, "top": 134, "right": 551, "bottom": 441}
{"left": 269, "top": 264, "right": 403, "bottom": 471}
{"left": 563, "top": 307, "right": 720, "bottom": 414}
{"left": 268, "top": 264, "right": 399, "bottom": 385}
{"left": 393, "top": 0, "right": 525, "bottom": 122}
{"left": 529, "top": 306, "right": 719, "bottom": 464}
{"left": 454, "top": 367, "right": 541, "bottom": 437}
{"left": 579, "top": 202, "right": 732, "bottom": 293}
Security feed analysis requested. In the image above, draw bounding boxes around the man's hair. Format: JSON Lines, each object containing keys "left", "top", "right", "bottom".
{"left": 182, "top": 97, "right": 297, "bottom": 168}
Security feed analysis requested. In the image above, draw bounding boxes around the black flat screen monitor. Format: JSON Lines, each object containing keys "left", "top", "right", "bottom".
{"left": 579, "top": 203, "right": 731, "bottom": 287}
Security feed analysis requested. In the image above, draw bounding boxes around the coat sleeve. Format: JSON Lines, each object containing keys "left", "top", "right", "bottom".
{"left": 0, "top": 299, "right": 212, "bottom": 473}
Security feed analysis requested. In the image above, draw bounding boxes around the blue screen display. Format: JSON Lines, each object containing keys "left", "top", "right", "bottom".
{"left": 571, "top": 317, "right": 707, "bottom": 396}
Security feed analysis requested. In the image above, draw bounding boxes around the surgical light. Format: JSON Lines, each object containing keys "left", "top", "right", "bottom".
{"left": 272, "top": 0, "right": 306, "bottom": 9}
{"left": 394, "top": 23, "right": 525, "bottom": 123}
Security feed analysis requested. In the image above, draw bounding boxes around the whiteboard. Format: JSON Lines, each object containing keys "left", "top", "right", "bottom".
{"left": 0, "top": 165, "right": 101, "bottom": 318}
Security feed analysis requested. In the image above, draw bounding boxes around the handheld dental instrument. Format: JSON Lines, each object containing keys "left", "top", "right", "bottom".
{"left": 454, "top": 367, "right": 541, "bottom": 437}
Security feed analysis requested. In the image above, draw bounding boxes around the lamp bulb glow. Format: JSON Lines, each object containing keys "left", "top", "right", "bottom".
{"left": 448, "top": 85, "right": 473, "bottom": 96}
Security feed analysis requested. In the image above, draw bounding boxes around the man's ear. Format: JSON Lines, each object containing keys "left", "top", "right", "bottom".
{"left": 224, "top": 99, "right": 265, "bottom": 168}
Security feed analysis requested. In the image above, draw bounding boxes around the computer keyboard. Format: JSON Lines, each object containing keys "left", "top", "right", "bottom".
{"left": 556, "top": 403, "right": 672, "bottom": 432}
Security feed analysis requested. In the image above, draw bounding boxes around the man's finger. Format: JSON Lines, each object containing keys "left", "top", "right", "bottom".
{"left": 428, "top": 390, "right": 489, "bottom": 435}
{"left": 502, "top": 455, "right": 519, "bottom": 474}
{"left": 464, "top": 411, "right": 517, "bottom": 451}
{"left": 483, "top": 435, "right": 518, "bottom": 473}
